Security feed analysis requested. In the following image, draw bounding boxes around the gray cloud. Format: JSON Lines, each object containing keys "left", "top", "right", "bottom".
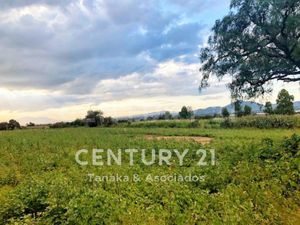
{"left": 165, "top": 0, "right": 231, "bottom": 14}
{"left": 0, "top": 0, "right": 73, "bottom": 10}
{"left": 0, "top": 0, "right": 207, "bottom": 93}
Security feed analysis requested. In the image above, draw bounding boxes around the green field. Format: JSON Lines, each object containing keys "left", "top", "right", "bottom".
{"left": 0, "top": 127, "right": 300, "bottom": 224}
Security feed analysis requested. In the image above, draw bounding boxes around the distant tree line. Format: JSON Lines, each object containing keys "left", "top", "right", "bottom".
{"left": 50, "top": 110, "right": 116, "bottom": 128}
{"left": 263, "top": 89, "right": 295, "bottom": 115}
{"left": 0, "top": 119, "right": 21, "bottom": 130}
{"left": 221, "top": 89, "right": 295, "bottom": 118}
{"left": 221, "top": 101, "right": 252, "bottom": 118}
{"left": 142, "top": 107, "right": 194, "bottom": 121}
{"left": 233, "top": 101, "right": 253, "bottom": 117}
{"left": 1, "top": 89, "right": 296, "bottom": 131}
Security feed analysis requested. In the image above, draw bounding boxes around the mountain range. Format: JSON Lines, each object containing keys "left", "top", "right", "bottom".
{"left": 124, "top": 101, "right": 300, "bottom": 120}
{"left": 194, "top": 101, "right": 264, "bottom": 116}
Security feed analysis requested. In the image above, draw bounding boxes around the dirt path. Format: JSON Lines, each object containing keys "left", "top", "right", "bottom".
{"left": 144, "top": 135, "right": 213, "bottom": 144}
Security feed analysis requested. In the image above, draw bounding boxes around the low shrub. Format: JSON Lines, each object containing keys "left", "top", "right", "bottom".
{"left": 221, "top": 115, "right": 298, "bottom": 129}
{"left": 127, "top": 120, "right": 193, "bottom": 128}
{"left": 188, "top": 120, "right": 200, "bottom": 128}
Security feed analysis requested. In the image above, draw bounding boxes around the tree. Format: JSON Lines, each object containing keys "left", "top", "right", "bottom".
{"left": 85, "top": 110, "right": 103, "bottom": 127}
{"left": 158, "top": 112, "right": 173, "bottom": 120}
{"left": 71, "top": 119, "right": 85, "bottom": 127}
{"left": 158, "top": 114, "right": 165, "bottom": 120}
{"left": 200, "top": 0, "right": 300, "bottom": 98}
{"left": 50, "top": 122, "right": 70, "bottom": 129}
{"left": 8, "top": 119, "right": 21, "bottom": 130}
{"left": 234, "top": 101, "right": 243, "bottom": 117}
{"left": 264, "top": 102, "right": 274, "bottom": 114}
{"left": 243, "top": 105, "right": 252, "bottom": 116}
{"left": 179, "top": 106, "right": 193, "bottom": 119}
{"left": 146, "top": 116, "right": 154, "bottom": 121}
{"left": 221, "top": 107, "right": 230, "bottom": 117}
{"left": 0, "top": 122, "right": 9, "bottom": 130}
{"left": 27, "top": 122, "right": 35, "bottom": 127}
{"left": 103, "top": 117, "right": 114, "bottom": 127}
{"left": 164, "top": 111, "right": 173, "bottom": 120}
{"left": 275, "top": 89, "right": 295, "bottom": 115}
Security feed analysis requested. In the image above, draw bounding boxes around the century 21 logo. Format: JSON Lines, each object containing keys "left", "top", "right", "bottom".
{"left": 75, "top": 149, "right": 216, "bottom": 166}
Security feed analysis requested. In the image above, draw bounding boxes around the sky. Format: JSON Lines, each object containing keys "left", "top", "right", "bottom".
{"left": 0, "top": 0, "right": 299, "bottom": 124}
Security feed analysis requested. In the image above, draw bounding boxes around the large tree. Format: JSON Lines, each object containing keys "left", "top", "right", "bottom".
{"left": 200, "top": 0, "right": 300, "bottom": 98}
{"left": 179, "top": 106, "right": 193, "bottom": 119}
{"left": 85, "top": 110, "right": 104, "bottom": 127}
{"left": 275, "top": 89, "right": 295, "bottom": 114}
{"left": 8, "top": 119, "right": 21, "bottom": 130}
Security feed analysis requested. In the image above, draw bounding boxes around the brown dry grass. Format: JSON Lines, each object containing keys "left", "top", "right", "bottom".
{"left": 144, "top": 135, "right": 213, "bottom": 144}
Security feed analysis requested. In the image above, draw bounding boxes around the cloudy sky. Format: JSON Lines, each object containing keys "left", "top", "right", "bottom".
{"left": 0, "top": 0, "right": 299, "bottom": 124}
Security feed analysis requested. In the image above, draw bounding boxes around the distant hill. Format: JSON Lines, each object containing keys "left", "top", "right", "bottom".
{"left": 194, "top": 101, "right": 263, "bottom": 116}
{"left": 294, "top": 101, "right": 300, "bottom": 110}
{"left": 118, "top": 111, "right": 177, "bottom": 120}
{"left": 193, "top": 106, "right": 222, "bottom": 116}
{"left": 120, "top": 101, "right": 300, "bottom": 120}
{"left": 194, "top": 101, "right": 300, "bottom": 116}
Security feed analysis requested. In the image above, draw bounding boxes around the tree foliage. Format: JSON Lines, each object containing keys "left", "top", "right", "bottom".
{"left": 8, "top": 120, "right": 21, "bottom": 130}
{"left": 221, "top": 107, "right": 230, "bottom": 117}
{"left": 243, "top": 105, "right": 252, "bottom": 116}
{"left": 234, "top": 101, "right": 243, "bottom": 117}
{"left": 158, "top": 112, "right": 173, "bottom": 120}
{"left": 264, "top": 101, "right": 274, "bottom": 114}
{"left": 0, "top": 122, "right": 9, "bottom": 130}
{"left": 85, "top": 110, "right": 104, "bottom": 127}
{"left": 275, "top": 89, "right": 295, "bottom": 114}
{"left": 103, "top": 117, "right": 115, "bottom": 127}
{"left": 72, "top": 119, "right": 85, "bottom": 127}
{"left": 179, "top": 106, "right": 193, "bottom": 119}
{"left": 26, "top": 122, "right": 35, "bottom": 127}
{"left": 0, "top": 120, "right": 21, "bottom": 130}
{"left": 200, "top": 0, "right": 300, "bottom": 98}
{"left": 164, "top": 111, "right": 173, "bottom": 120}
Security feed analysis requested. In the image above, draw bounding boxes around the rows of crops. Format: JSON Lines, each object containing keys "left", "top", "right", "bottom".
{"left": 125, "top": 115, "right": 300, "bottom": 129}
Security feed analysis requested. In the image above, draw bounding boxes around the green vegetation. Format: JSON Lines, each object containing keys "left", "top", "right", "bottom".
{"left": 0, "top": 126, "right": 299, "bottom": 224}
{"left": 0, "top": 120, "right": 21, "bottom": 131}
{"left": 262, "top": 89, "right": 296, "bottom": 116}
{"left": 221, "top": 107, "right": 230, "bottom": 118}
{"left": 243, "top": 105, "right": 252, "bottom": 116}
{"left": 179, "top": 106, "right": 193, "bottom": 119}
{"left": 127, "top": 115, "right": 300, "bottom": 129}
{"left": 0, "top": 0, "right": 299, "bottom": 223}
{"left": 264, "top": 102, "right": 274, "bottom": 114}
{"left": 156, "top": 111, "right": 173, "bottom": 120}
{"left": 221, "top": 115, "right": 300, "bottom": 129}
{"left": 275, "top": 89, "right": 295, "bottom": 115}
{"left": 200, "top": 0, "right": 300, "bottom": 98}
{"left": 234, "top": 101, "right": 243, "bottom": 117}
{"left": 124, "top": 119, "right": 222, "bottom": 129}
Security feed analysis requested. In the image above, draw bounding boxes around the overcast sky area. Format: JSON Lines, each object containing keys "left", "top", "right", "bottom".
{"left": 0, "top": 0, "right": 299, "bottom": 124}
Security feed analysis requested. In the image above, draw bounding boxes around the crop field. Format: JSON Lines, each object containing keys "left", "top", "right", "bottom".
{"left": 0, "top": 127, "right": 300, "bottom": 224}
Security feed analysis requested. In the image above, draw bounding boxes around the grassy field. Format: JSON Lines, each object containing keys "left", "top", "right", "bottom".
{"left": 0, "top": 127, "right": 300, "bottom": 224}
{"left": 124, "top": 115, "right": 300, "bottom": 129}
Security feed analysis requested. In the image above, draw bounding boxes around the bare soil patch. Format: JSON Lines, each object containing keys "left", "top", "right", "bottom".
{"left": 144, "top": 135, "right": 213, "bottom": 144}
